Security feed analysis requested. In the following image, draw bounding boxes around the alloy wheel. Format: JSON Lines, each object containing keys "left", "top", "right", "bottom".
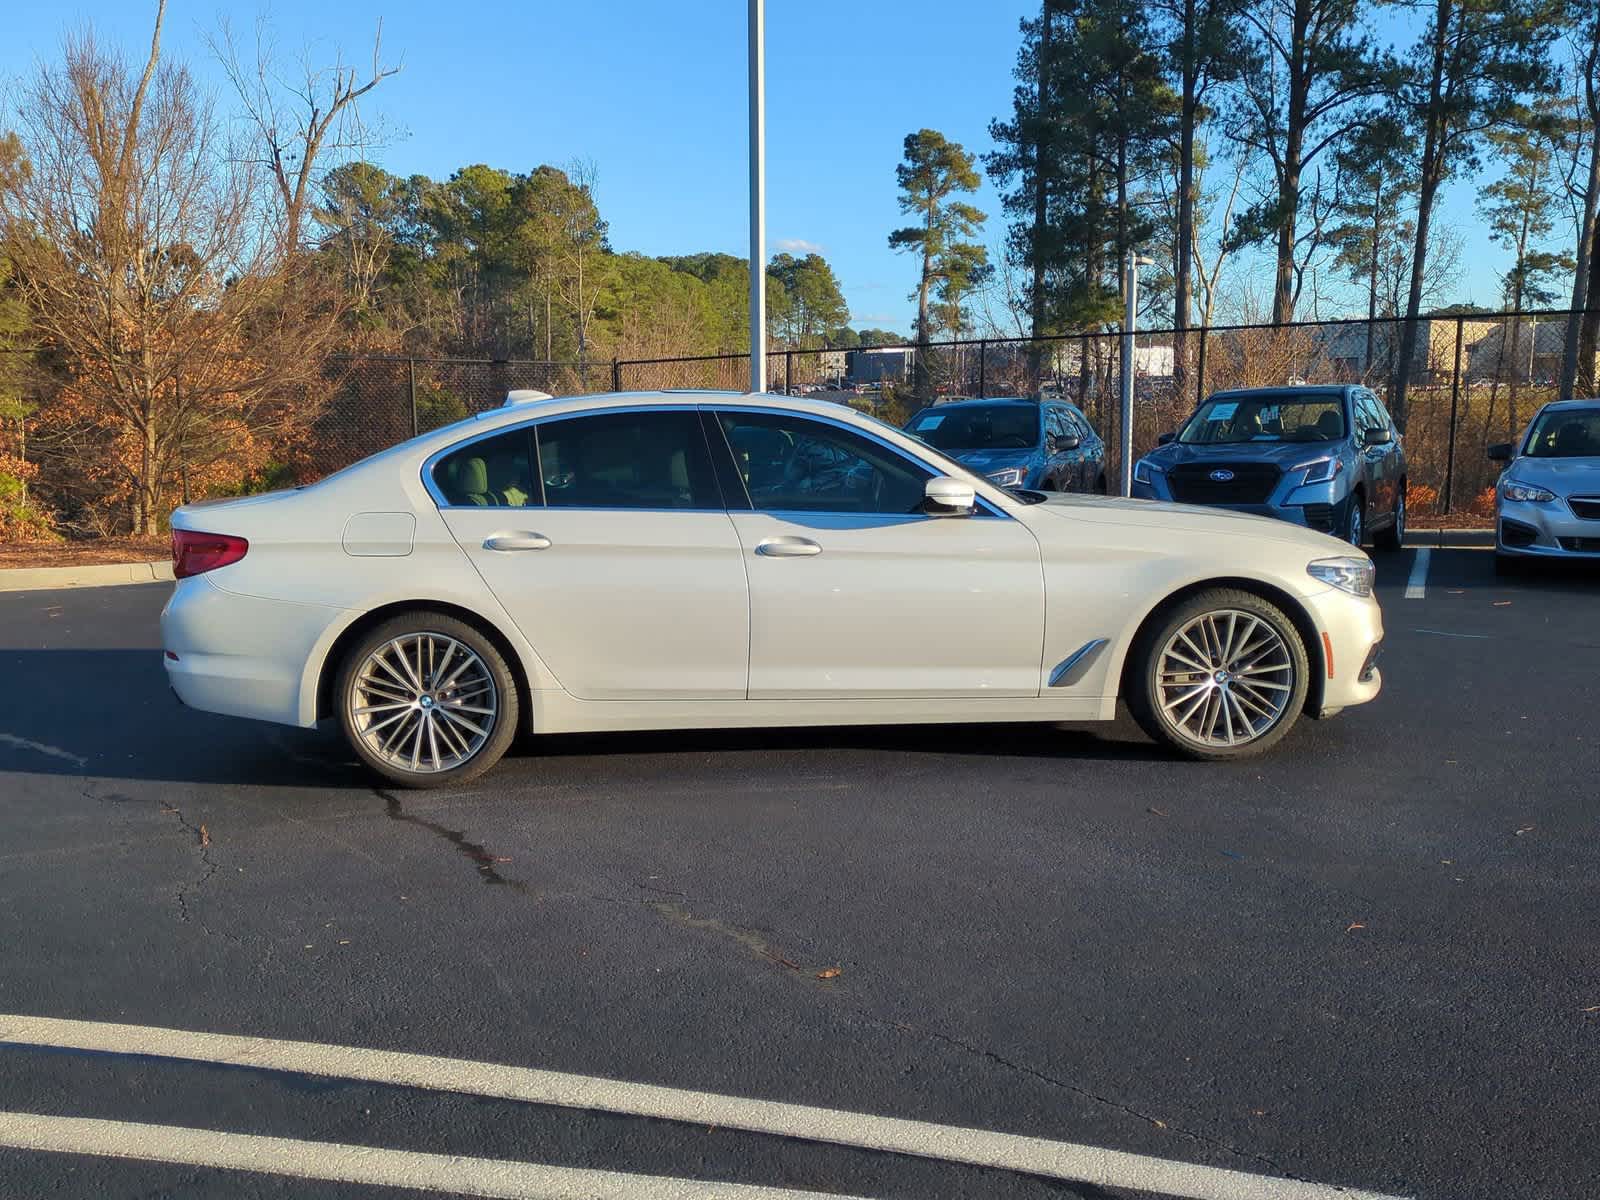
{"left": 348, "top": 633, "right": 498, "bottom": 774}
{"left": 1348, "top": 502, "right": 1363, "bottom": 547}
{"left": 1155, "top": 610, "right": 1295, "bottom": 748}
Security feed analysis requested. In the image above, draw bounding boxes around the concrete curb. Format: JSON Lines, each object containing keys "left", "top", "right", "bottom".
{"left": 0, "top": 560, "right": 174, "bottom": 593}
{"left": 1415, "top": 528, "right": 1495, "bottom": 549}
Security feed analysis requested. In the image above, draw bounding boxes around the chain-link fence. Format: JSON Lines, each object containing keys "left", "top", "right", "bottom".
{"left": 10, "top": 308, "right": 1593, "bottom": 527}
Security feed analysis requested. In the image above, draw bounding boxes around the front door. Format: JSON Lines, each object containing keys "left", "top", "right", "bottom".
{"left": 711, "top": 408, "right": 1046, "bottom": 699}
{"left": 434, "top": 411, "right": 749, "bottom": 700}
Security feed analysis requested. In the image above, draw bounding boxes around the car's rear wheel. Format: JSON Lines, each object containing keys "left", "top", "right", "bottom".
{"left": 337, "top": 614, "right": 520, "bottom": 788}
{"left": 1374, "top": 488, "right": 1405, "bottom": 551}
{"left": 1127, "top": 590, "right": 1310, "bottom": 761}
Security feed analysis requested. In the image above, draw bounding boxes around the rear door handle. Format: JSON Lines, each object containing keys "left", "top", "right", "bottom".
{"left": 484, "top": 532, "right": 552, "bottom": 551}
{"left": 755, "top": 537, "right": 822, "bottom": 558}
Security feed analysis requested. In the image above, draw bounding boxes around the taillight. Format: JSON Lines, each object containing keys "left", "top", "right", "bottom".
{"left": 172, "top": 530, "right": 249, "bottom": 578}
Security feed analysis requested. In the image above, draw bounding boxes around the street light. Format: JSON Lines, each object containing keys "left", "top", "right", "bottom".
{"left": 748, "top": 0, "right": 766, "bottom": 394}
{"left": 1120, "top": 253, "right": 1155, "bottom": 496}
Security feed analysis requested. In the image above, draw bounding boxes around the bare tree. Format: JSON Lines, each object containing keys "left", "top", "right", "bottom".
{"left": 0, "top": 4, "right": 345, "bottom": 533}
{"left": 210, "top": 16, "right": 399, "bottom": 257}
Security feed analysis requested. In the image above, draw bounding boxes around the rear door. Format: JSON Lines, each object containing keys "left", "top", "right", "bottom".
{"left": 433, "top": 410, "right": 749, "bottom": 700}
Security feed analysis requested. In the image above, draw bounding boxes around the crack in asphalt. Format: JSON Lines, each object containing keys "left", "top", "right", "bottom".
{"left": 861, "top": 1012, "right": 1328, "bottom": 1185}
{"left": 376, "top": 789, "right": 831, "bottom": 978}
{"left": 84, "top": 783, "right": 238, "bottom": 946}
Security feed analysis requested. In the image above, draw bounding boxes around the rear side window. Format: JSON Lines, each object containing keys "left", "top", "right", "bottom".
{"left": 536, "top": 410, "right": 721, "bottom": 510}
{"left": 433, "top": 430, "right": 537, "bottom": 507}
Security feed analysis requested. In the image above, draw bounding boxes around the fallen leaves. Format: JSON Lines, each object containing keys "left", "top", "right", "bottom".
{"left": 816, "top": 966, "right": 842, "bottom": 981}
{"left": 1514, "top": 825, "right": 1535, "bottom": 836}
{"left": 1492, "top": 600, "right": 1512, "bottom": 607}
{"left": 198, "top": 824, "right": 210, "bottom": 848}
{"left": 1147, "top": 807, "right": 1169, "bottom": 817}
{"left": 1345, "top": 922, "right": 1366, "bottom": 933}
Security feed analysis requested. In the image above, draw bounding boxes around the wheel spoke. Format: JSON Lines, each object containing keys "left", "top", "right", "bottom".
{"left": 1156, "top": 609, "right": 1296, "bottom": 748}
{"left": 353, "top": 701, "right": 411, "bottom": 717}
{"left": 351, "top": 633, "right": 497, "bottom": 773}
{"left": 426, "top": 715, "right": 443, "bottom": 772}
{"left": 439, "top": 707, "right": 489, "bottom": 740}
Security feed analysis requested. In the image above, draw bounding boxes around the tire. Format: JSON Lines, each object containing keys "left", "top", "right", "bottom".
{"left": 1346, "top": 492, "right": 1366, "bottom": 548}
{"left": 337, "top": 613, "right": 520, "bottom": 789}
{"left": 1374, "top": 488, "right": 1405, "bottom": 552}
{"left": 1126, "top": 589, "right": 1311, "bottom": 762}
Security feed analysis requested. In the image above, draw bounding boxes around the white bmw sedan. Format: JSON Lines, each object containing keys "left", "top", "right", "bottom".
{"left": 162, "top": 390, "right": 1384, "bottom": 786}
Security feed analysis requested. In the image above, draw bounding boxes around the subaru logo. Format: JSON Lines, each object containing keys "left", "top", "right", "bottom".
{"left": 1209, "top": 468, "right": 1235, "bottom": 482}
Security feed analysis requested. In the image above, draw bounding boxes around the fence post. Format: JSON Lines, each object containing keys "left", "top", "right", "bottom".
{"left": 978, "top": 339, "right": 988, "bottom": 397}
{"left": 611, "top": 357, "right": 622, "bottom": 392}
{"left": 784, "top": 350, "right": 793, "bottom": 395}
{"left": 1443, "top": 315, "right": 1464, "bottom": 515}
{"left": 1195, "top": 328, "right": 1208, "bottom": 407}
{"left": 407, "top": 358, "right": 418, "bottom": 438}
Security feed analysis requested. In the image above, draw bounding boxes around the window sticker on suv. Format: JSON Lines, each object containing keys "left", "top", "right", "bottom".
{"left": 1208, "top": 402, "right": 1239, "bottom": 421}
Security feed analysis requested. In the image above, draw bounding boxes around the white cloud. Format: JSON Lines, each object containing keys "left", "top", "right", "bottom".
{"left": 775, "top": 237, "right": 824, "bottom": 254}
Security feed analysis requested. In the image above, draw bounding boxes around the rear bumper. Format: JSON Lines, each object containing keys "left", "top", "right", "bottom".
{"left": 161, "top": 576, "right": 348, "bottom": 728}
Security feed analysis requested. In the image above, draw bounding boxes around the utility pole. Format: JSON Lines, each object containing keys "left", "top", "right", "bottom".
{"left": 1120, "top": 254, "right": 1154, "bottom": 496}
{"left": 748, "top": 0, "right": 766, "bottom": 394}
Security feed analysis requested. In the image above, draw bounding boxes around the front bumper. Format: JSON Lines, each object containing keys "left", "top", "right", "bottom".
{"left": 1132, "top": 472, "right": 1352, "bottom": 534}
{"left": 1302, "top": 587, "right": 1385, "bottom": 715}
{"left": 1496, "top": 497, "right": 1600, "bottom": 558}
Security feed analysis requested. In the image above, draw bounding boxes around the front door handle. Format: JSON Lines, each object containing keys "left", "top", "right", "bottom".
{"left": 484, "top": 532, "right": 552, "bottom": 551}
{"left": 755, "top": 536, "right": 822, "bottom": 558}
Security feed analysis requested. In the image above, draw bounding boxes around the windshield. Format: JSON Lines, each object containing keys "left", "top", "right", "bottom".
{"left": 1523, "top": 408, "right": 1600, "bottom": 458}
{"left": 907, "top": 405, "right": 1040, "bottom": 451}
{"left": 1178, "top": 395, "right": 1346, "bottom": 445}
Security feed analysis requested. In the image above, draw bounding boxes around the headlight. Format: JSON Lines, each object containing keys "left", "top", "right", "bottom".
{"left": 985, "top": 466, "right": 1027, "bottom": 488}
{"left": 1295, "top": 457, "right": 1343, "bottom": 484}
{"left": 1307, "top": 556, "right": 1375, "bottom": 598}
{"left": 1132, "top": 458, "right": 1163, "bottom": 486}
{"left": 1500, "top": 479, "right": 1556, "bottom": 503}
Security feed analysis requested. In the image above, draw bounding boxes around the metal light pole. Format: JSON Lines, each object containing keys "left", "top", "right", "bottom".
{"left": 748, "top": 0, "right": 766, "bottom": 394}
{"left": 1119, "top": 254, "right": 1154, "bottom": 496}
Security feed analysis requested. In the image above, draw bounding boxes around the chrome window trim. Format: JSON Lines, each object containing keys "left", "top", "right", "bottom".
{"left": 710, "top": 403, "right": 1013, "bottom": 521}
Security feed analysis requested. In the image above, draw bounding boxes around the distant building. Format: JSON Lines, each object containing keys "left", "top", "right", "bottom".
{"left": 846, "top": 346, "right": 912, "bottom": 383}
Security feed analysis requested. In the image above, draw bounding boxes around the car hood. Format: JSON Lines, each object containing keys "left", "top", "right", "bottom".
{"left": 948, "top": 447, "right": 1037, "bottom": 471}
{"left": 1504, "top": 456, "right": 1600, "bottom": 494}
{"left": 1025, "top": 491, "right": 1355, "bottom": 554}
{"left": 1144, "top": 440, "right": 1343, "bottom": 468}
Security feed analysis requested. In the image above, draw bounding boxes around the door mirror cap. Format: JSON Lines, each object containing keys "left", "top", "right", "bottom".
{"left": 924, "top": 475, "right": 977, "bottom": 517}
{"left": 1362, "top": 426, "right": 1393, "bottom": 447}
{"left": 1157, "top": 432, "right": 1175, "bottom": 446}
{"left": 1055, "top": 434, "right": 1082, "bottom": 452}
{"left": 1486, "top": 442, "right": 1514, "bottom": 463}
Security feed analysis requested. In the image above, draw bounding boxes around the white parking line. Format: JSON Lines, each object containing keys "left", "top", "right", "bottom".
{"left": 1404, "top": 548, "right": 1431, "bottom": 600}
{"left": 0, "top": 1013, "right": 1408, "bottom": 1200}
{"left": 0, "top": 1111, "right": 863, "bottom": 1200}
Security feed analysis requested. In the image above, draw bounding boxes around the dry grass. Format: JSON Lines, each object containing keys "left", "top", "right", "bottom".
{"left": 0, "top": 537, "right": 169, "bottom": 570}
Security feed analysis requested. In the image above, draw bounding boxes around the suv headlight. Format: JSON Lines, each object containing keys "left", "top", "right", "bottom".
{"left": 1500, "top": 478, "right": 1555, "bottom": 503}
{"left": 1307, "top": 556, "right": 1375, "bottom": 597}
{"left": 1133, "top": 458, "right": 1163, "bottom": 486}
{"left": 1296, "top": 457, "right": 1343, "bottom": 484}
{"left": 985, "top": 466, "right": 1027, "bottom": 488}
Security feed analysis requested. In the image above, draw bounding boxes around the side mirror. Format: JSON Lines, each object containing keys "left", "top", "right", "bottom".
{"left": 924, "top": 475, "right": 976, "bottom": 517}
{"left": 1157, "top": 432, "right": 1175, "bottom": 446}
{"left": 1486, "top": 442, "right": 1513, "bottom": 463}
{"left": 1362, "top": 426, "right": 1393, "bottom": 447}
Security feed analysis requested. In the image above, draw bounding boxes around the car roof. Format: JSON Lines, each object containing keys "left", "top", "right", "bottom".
{"left": 1207, "top": 385, "right": 1353, "bottom": 400}
{"left": 919, "top": 397, "right": 1044, "bottom": 410}
{"left": 1536, "top": 398, "right": 1600, "bottom": 413}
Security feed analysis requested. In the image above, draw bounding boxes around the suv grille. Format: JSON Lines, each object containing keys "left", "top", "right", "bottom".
{"left": 1568, "top": 497, "right": 1600, "bottom": 521}
{"left": 1167, "top": 462, "right": 1282, "bottom": 505}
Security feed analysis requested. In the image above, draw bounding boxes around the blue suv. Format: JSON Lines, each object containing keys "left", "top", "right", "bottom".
{"left": 904, "top": 397, "right": 1108, "bottom": 494}
{"left": 1131, "top": 385, "right": 1406, "bottom": 550}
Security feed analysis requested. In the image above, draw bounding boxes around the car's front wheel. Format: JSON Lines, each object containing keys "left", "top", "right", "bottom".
{"left": 1127, "top": 590, "right": 1310, "bottom": 761}
{"left": 337, "top": 613, "right": 520, "bottom": 788}
{"left": 1374, "top": 488, "right": 1405, "bottom": 552}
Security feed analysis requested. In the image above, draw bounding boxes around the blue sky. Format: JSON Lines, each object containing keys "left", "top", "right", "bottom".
{"left": 3, "top": 0, "right": 1537, "bottom": 335}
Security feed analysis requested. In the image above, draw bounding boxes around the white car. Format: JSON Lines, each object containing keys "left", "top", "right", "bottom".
{"left": 162, "top": 390, "right": 1385, "bottom": 786}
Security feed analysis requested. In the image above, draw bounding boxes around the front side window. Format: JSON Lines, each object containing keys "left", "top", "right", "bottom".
{"left": 717, "top": 411, "right": 932, "bottom": 514}
{"left": 1523, "top": 408, "right": 1600, "bottom": 458}
{"left": 906, "top": 404, "right": 1041, "bottom": 452}
{"left": 1353, "top": 392, "right": 1385, "bottom": 435}
{"left": 1179, "top": 393, "right": 1347, "bottom": 445}
{"left": 433, "top": 429, "right": 537, "bottom": 507}
{"left": 536, "top": 410, "right": 721, "bottom": 509}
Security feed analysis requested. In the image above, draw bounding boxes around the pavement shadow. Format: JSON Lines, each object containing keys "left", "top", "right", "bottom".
{"left": 0, "top": 647, "right": 1172, "bottom": 787}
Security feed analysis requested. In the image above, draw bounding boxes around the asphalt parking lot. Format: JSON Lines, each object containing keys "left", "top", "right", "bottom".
{"left": 1, "top": 548, "right": 1597, "bottom": 1200}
